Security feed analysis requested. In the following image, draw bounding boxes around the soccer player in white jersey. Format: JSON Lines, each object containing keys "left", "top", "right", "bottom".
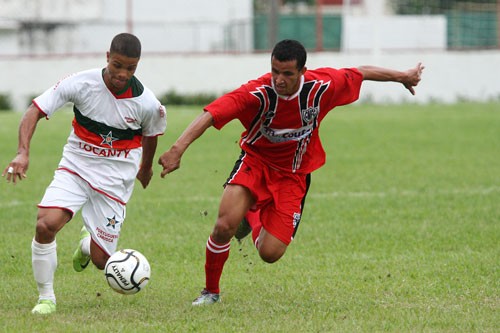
{"left": 2, "top": 33, "right": 167, "bottom": 314}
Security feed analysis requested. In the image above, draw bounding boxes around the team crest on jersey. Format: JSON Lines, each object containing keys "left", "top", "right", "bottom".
{"left": 106, "top": 215, "right": 121, "bottom": 229}
{"left": 301, "top": 106, "right": 319, "bottom": 123}
{"left": 100, "top": 131, "right": 119, "bottom": 147}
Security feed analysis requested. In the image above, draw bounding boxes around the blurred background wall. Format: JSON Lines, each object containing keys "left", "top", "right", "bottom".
{"left": 0, "top": 0, "right": 498, "bottom": 110}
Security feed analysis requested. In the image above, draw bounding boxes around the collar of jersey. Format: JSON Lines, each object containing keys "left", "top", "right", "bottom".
{"left": 273, "top": 75, "right": 304, "bottom": 100}
{"left": 101, "top": 68, "right": 131, "bottom": 97}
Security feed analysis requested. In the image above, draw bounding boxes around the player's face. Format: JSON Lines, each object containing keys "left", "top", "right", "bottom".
{"left": 104, "top": 52, "right": 139, "bottom": 93}
{"left": 271, "top": 56, "right": 306, "bottom": 96}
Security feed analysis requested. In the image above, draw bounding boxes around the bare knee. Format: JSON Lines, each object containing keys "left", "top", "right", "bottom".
{"left": 257, "top": 234, "right": 288, "bottom": 263}
{"left": 211, "top": 219, "right": 238, "bottom": 243}
{"left": 35, "top": 219, "right": 55, "bottom": 240}
{"left": 255, "top": 229, "right": 288, "bottom": 263}
{"left": 258, "top": 248, "right": 285, "bottom": 263}
{"left": 35, "top": 209, "right": 71, "bottom": 243}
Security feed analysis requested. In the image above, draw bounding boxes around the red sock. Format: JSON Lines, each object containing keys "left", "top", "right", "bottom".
{"left": 245, "top": 210, "right": 263, "bottom": 248}
{"left": 204, "top": 235, "right": 230, "bottom": 294}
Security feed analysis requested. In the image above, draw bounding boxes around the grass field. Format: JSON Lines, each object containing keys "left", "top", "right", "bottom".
{"left": 0, "top": 102, "right": 498, "bottom": 332}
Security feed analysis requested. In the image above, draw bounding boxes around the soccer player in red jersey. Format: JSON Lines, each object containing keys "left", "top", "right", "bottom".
{"left": 158, "top": 39, "right": 424, "bottom": 305}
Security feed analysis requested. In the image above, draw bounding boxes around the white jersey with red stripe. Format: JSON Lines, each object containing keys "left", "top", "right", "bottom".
{"left": 33, "top": 68, "right": 167, "bottom": 203}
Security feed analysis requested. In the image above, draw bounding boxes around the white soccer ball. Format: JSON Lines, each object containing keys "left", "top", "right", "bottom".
{"left": 104, "top": 249, "right": 151, "bottom": 295}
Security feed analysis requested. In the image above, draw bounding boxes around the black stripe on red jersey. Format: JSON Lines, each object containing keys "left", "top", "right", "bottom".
{"left": 298, "top": 80, "right": 328, "bottom": 127}
{"left": 314, "top": 83, "right": 328, "bottom": 109}
{"left": 262, "top": 86, "right": 278, "bottom": 127}
{"left": 299, "top": 81, "right": 315, "bottom": 123}
{"left": 249, "top": 88, "right": 266, "bottom": 130}
{"left": 246, "top": 86, "right": 278, "bottom": 145}
{"left": 293, "top": 80, "right": 329, "bottom": 172}
{"left": 73, "top": 106, "right": 142, "bottom": 140}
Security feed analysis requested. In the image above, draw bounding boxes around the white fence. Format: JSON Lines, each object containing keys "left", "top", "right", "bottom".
{"left": 1, "top": 50, "right": 499, "bottom": 111}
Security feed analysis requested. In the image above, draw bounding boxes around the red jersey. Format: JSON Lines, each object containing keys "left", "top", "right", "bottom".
{"left": 205, "top": 67, "right": 363, "bottom": 174}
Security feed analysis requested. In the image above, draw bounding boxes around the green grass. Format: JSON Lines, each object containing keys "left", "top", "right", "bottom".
{"left": 0, "top": 102, "right": 499, "bottom": 332}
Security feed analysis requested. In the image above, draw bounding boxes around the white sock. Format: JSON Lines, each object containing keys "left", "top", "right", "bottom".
{"left": 81, "top": 236, "right": 91, "bottom": 256}
{"left": 31, "top": 239, "right": 57, "bottom": 303}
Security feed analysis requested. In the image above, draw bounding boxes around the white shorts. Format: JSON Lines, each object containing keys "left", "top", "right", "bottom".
{"left": 39, "top": 169, "right": 126, "bottom": 255}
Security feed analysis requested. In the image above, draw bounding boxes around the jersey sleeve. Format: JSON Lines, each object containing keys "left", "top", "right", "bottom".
{"left": 204, "top": 82, "right": 259, "bottom": 130}
{"left": 32, "top": 72, "right": 80, "bottom": 118}
{"left": 139, "top": 89, "right": 167, "bottom": 137}
{"left": 322, "top": 67, "right": 363, "bottom": 108}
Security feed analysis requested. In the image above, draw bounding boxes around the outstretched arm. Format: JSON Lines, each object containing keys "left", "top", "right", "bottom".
{"left": 158, "top": 111, "right": 214, "bottom": 178}
{"left": 2, "top": 104, "right": 45, "bottom": 184}
{"left": 357, "top": 62, "right": 424, "bottom": 95}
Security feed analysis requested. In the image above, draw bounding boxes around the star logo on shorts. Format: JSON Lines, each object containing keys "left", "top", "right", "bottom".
{"left": 100, "top": 131, "right": 119, "bottom": 147}
{"left": 106, "top": 215, "right": 121, "bottom": 229}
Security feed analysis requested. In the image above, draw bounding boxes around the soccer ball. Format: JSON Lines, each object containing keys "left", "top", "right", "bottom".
{"left": 104, "top": 249, "right": 151, "bottom": 295}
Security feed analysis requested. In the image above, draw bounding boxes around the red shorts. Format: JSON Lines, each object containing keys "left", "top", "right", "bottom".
{"left": 226, "top": 151, "right": 311, "bottom": 245}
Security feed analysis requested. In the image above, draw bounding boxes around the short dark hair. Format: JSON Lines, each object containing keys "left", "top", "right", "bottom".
{"left": 271, "top": 39, "right": 307, "bottom": 70}
{"left": 110, "top": 33, "right": 141, "bottom": 58}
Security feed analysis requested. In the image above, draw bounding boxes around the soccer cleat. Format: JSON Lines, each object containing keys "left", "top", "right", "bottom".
{"left": 31, "top": 299, "right": 56, "bottom": 315}
{"left": 234, "top": 217, "right": 252, "bottom": 242}
{"left": 72, "top": 226, "right": 91, "bottom": 272}
{"left": 192, "top": 289, "right": 221, "bottom": 306}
